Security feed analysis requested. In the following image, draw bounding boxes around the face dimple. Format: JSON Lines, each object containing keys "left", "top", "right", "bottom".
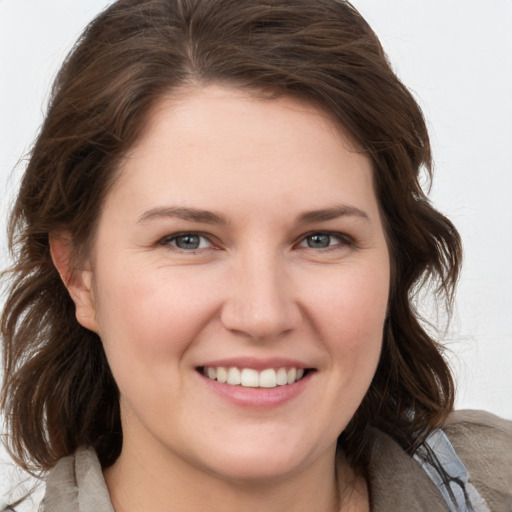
{"left": 89, "top": 85, "right": 390, "bottom": 488}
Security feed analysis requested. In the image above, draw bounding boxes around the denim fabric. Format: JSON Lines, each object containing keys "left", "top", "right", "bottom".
{"left": 414, "top": 428, "right": 491, "bottom": 512}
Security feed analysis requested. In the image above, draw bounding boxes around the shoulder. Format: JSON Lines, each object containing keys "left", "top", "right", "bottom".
{"left": 39, "top": 447, "right": 113, "bottom": 512}
{"left": 443, "top": 409, "right": 512, "bottom": 511}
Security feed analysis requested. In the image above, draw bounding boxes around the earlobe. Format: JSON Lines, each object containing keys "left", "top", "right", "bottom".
{"left": 49, "top": 232, "right": 99, "bottom": 333}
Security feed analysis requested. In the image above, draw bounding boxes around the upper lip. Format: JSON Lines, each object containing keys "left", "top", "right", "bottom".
{"left": 198, "top": 357, "right": 312, "bottom": 371}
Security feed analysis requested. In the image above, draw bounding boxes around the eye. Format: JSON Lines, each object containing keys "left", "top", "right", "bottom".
{"left": 160, "top": 232, "right": 213, "bottom": 251}
{"left": 298, "top": 232, "right": 350, "bottom": 250}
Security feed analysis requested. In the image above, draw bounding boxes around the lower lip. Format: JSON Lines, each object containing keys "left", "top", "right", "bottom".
{"left": 198, "top": 371, "right": 312, "bottom": 408}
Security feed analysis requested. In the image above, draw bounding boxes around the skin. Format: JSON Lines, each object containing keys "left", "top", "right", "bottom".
{"left": 53, "top": 85, "right": 390, "bottom": 512}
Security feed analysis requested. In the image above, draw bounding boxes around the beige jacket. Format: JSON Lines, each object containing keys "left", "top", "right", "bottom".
{"left": 39, "top": 410, "right": 512, "bottom": 512}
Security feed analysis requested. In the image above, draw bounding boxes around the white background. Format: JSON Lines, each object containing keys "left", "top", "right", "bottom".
{"left": 1, "top": 0, "right": 511, "bottom": 508}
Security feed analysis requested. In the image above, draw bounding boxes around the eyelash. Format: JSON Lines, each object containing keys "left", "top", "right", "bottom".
{"left": 297, "top": 231, "right": 354, "bottom": 251}
{"left": 159, "top": 232, "right": 215, "bottom": 251}
{"left": 159, "top": 231, "right": 355, "bottom": 253}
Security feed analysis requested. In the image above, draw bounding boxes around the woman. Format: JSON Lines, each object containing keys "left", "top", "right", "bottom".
{"left": 1, "top": 0, "right": 511, "bottom": 511}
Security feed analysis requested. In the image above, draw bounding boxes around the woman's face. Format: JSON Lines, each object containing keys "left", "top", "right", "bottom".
{"left": 76, "top": 86, "right": 390, "bottom": 482}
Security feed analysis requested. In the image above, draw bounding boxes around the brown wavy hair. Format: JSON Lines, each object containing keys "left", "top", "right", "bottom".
{"left": 1, "top": 0, "right": 461, "bottom": 474}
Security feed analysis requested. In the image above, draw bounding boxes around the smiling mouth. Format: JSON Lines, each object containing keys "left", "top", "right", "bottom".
{"left": 199, "top": 366, "right": 311, "bottom": 389}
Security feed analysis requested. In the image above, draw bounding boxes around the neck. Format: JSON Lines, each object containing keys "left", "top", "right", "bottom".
{"left": 103, "top": 443, "right": 367, "bottom": 512}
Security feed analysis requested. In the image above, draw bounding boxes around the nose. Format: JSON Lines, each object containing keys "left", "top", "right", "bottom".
{"left": 220, "top": 251, "right": 302, "bottom": 341}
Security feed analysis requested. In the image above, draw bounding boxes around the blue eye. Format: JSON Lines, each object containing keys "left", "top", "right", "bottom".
{"left": 161, "top": 233, "right": 212, "bottom": 251}
{"left": 300, "top": 232, "right": 347, "bottom": 249}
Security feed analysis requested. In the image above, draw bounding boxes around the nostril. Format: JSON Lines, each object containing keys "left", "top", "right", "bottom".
{"left": 219, "top": 285, "right": 302, "bottom": 340}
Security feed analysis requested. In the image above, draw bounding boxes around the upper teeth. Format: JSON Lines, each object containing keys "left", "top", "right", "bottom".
{"left": 203, "top": 367, "right": 305, "bottom": 388}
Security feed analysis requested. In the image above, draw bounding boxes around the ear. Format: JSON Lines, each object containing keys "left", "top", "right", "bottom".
{"left": 49, "top": 232, "right": 99, "bottom": 333}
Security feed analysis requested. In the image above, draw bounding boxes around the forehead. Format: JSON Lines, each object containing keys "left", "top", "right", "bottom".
{"left": 108, "top": 85, "right": 378, "bottom": 221}
{"left": 128, "top": 85, "right": 359, "bottom": 155}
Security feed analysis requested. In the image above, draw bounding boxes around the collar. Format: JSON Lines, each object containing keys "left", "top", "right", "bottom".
{"left": 40, "top": 430, "right": 447, "bottom": 512}
{"left": 363, "top": 428, "right": 448, "bottom": 511}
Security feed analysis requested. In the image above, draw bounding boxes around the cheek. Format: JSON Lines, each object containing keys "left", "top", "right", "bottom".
{"left": 92, "top": 262, "right": 222, "bottom": 364}
{"left": 91, "top": 265, "right": 224, "bottom": 422}
{"left": 302, "top": 259, "right": 389, "bottom": 406}
{"left": 296, "top": 262, "right": 389, "bottom": 436}
{"left": 306, "top": 262, "right": 389, "bottom": 342}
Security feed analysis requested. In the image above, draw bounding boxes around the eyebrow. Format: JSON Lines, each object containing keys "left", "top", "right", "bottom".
{"left": 138, "top": 204, "right": 369, "bottom": 225}
{"left": 137, "top": 207, "right": 227, "bottom": 225}
{"left": 297, "top": 205, "right": 369, "bottom": 224}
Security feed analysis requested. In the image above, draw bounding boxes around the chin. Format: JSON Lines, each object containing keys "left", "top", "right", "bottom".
{"left": 205, "top": 451, "right": 305, "bottom": 483}
{"left": 188, "top": 429, "right": 324, "bottom": 484}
